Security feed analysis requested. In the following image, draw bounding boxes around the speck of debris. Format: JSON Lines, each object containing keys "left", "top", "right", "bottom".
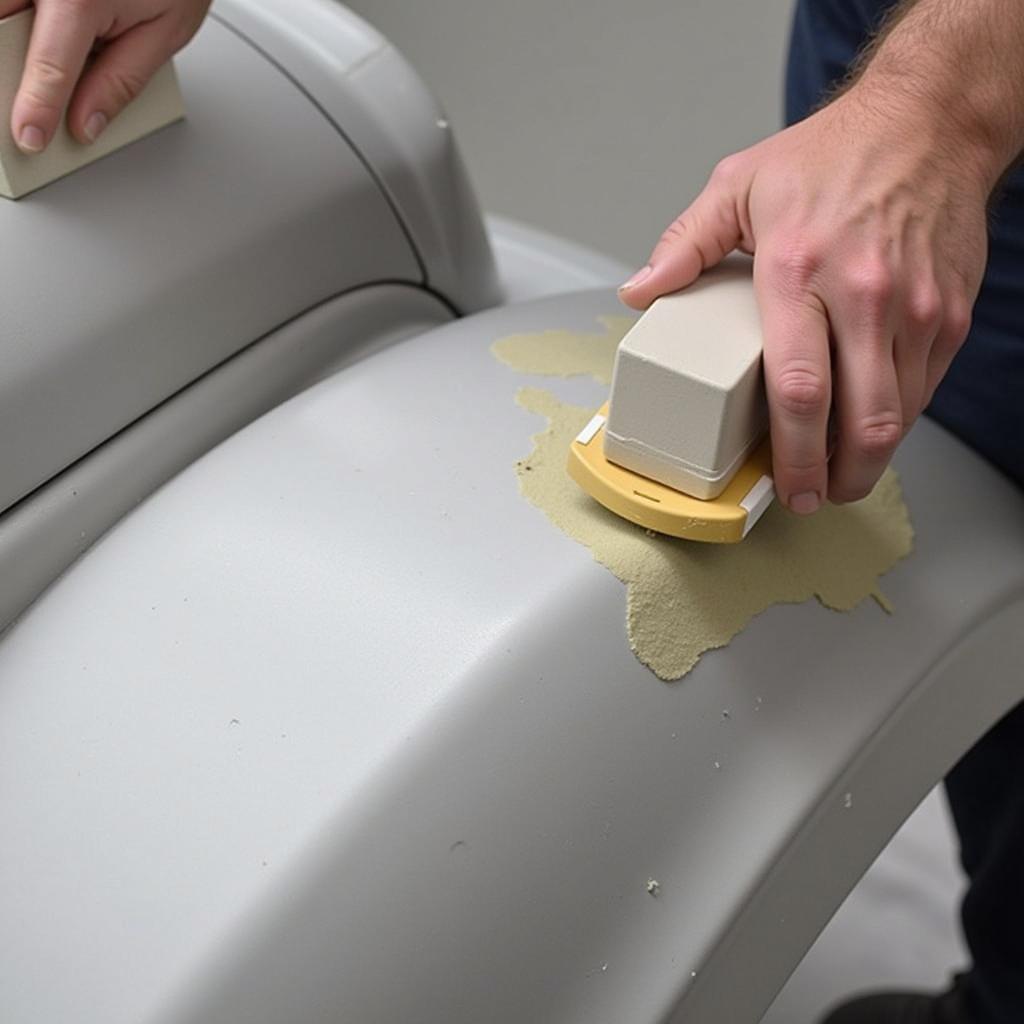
{"left": 713, "top": 761, "right": 721, "bottom": 770}
{"left": 646, "top": 878, "right": 660, "bottom": 897}
{"left": 843, "top": 792, "right": 854, "bottom": 809}
{"left": 721, "top": 709, "right": 731, "bottom": 719}
{"left": 644, "top": 528, "right": 658, "bottom": 538}
{"left": 449, "top": 839, "right": 467, "bottom": 853}
{"left": 229, "top": 718, "right": 240, "bottom": 726}
{"left": 601, "top": 962, "right": 608, "bottom": 972}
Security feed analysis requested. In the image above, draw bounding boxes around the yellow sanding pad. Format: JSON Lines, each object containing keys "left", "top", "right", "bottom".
{"left": 567, "top": 403, "right": 775, "bottom": 543}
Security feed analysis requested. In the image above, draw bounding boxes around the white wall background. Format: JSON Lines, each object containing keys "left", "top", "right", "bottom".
{"left": 346, "top": 0, "right": 793, "bottom": 267}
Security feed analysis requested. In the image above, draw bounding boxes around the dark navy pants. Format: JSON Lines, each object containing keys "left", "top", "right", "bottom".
{"left": 787, "top": 3, "right": 1024, "bottom": 1021}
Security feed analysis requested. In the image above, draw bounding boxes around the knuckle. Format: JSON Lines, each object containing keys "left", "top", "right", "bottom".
{"left": 906, "top": 284, "right": 943, "bottom": 335}
{"left": 851, "top": 416, "right": 902, "bottom": 461}
{"left": 845, "top": 259, "right": 894, "bottom": 314}
{"left": 658, "top": 215, "right": 691, "bottom": 249}
{"left": 773, "top": 362, "right": 829, "bottom": 419}
{"left": 767, "top": 241, "right": 824, "bottom": 291}
{"left": 944, "top": 298, "right": 973, "bottom": 346}
{"left": 710, "top": 153, "right": 744, "bottom": 187}
{"left": 103, "top": 67, "right": 148, "bottom": 106}
{"left": 24, "top": 55, "right": 73, "bottom": 103}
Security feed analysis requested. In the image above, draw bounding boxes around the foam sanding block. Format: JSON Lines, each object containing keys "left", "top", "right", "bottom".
{"left": 568, "top": 256, "right": 776, "bottom": 543}
{"left": 0, "top": 8, "right": 185, "bottom": 199}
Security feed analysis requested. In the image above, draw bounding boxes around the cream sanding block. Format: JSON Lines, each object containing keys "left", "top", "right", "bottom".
{"left": 568, "top": 256, "right": 776, "bottom": 543}
{"left": 0, "top": 8, "right": 185, "bottom": 199}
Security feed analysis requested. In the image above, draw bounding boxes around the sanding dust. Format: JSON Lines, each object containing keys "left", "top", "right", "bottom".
{"left": 491, "top": 318, "right": 915, "bottom": 681}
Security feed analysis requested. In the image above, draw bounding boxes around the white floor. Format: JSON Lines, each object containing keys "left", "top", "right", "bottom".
{"left": 760, "top": 788, "right": 968, "bottom": 1023}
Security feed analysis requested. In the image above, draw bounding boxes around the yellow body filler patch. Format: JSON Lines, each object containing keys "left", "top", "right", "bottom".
{"left": 492, "top": 318, "right": 914, "bottom": 681}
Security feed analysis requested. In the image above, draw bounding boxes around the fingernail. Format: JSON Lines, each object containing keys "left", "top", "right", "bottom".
{"left": 619, "top": 265, "right": 653, "bottom": 292}
{"left": 84, "top": 111, "right": 108, "bottom": 143}
{"left": 789, "top": 491, "right": 820, "bottom": 516}
{"left": 18, "top": 125, "right": 45, "bottom": 153}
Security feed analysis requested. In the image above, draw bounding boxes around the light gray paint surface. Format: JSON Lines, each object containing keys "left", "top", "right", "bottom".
{"left": 0, "top": 15, "right": 419, "bottom": 517}
{"left": 345, "top": 0, "right": 794, "bottom": 264}
{"left": 2, "top": 288, "right": 1021, "bottom": 1024}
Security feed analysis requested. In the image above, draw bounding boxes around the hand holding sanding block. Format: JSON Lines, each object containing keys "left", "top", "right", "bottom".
{"left": 568, "top": 256, "right": 776, "bottom": 543}
{"left": 0, "top": 8, "right": 185, "bottom": 199}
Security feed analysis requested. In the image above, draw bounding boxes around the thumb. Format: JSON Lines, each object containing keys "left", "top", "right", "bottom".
{"left": 619, "top": 155, "right": 749, "bottom": 309}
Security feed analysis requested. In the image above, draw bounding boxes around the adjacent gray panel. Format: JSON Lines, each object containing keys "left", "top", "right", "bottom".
{"left": 214, "top": 0, "right": 502, "bottom": 312}
{"left": 0, "top": 17, "right": 418, "bottom": 516}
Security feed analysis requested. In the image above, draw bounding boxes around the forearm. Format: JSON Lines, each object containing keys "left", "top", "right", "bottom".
{"left": 851, "top": 0, "right": 1024, "bottom": 192}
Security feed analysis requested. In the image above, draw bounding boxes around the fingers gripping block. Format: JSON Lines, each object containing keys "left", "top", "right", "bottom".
{"left": 0, "top": 8, "right": 184, "bottom": 199}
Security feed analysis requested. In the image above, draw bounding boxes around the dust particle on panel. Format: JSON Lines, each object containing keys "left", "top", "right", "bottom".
{"left": 646, "top": 878, "right": 660, "bottom": 897}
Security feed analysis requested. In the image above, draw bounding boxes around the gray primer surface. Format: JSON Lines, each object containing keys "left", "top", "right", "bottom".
{"left": 0, "top": 15, "right": 418, "bottom": 517}
{"left": 1, "top": 290, "right": 1022, "bottom": 1024}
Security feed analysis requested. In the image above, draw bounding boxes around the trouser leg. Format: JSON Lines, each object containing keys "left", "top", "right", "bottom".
{"left": 944, "top": 699, "right": 1024, "bottom": 1024}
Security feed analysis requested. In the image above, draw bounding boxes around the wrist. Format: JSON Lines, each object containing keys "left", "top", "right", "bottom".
{"left": 842, "top": 69, "right": 1018, "bottom": 198}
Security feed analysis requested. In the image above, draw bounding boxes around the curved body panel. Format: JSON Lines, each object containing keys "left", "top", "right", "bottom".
{"left": 1, "top": 290, "right": 1022, "bottom": 1024}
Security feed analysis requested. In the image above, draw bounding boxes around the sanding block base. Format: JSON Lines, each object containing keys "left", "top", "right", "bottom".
{"left": 568, "top": 403, "right": 775, "bottom": 543}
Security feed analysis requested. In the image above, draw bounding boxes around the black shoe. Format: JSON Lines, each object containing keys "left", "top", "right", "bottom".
{"left": 819, "top": 973, "right": 974, "bottom": 1024}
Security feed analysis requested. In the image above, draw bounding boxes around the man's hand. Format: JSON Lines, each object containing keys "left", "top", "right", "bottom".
{"left": 3, "top": 0, "right": 210, "bottom": 154}
{"left": 619, "top": 0, "right": 1023, "bottom": 514}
